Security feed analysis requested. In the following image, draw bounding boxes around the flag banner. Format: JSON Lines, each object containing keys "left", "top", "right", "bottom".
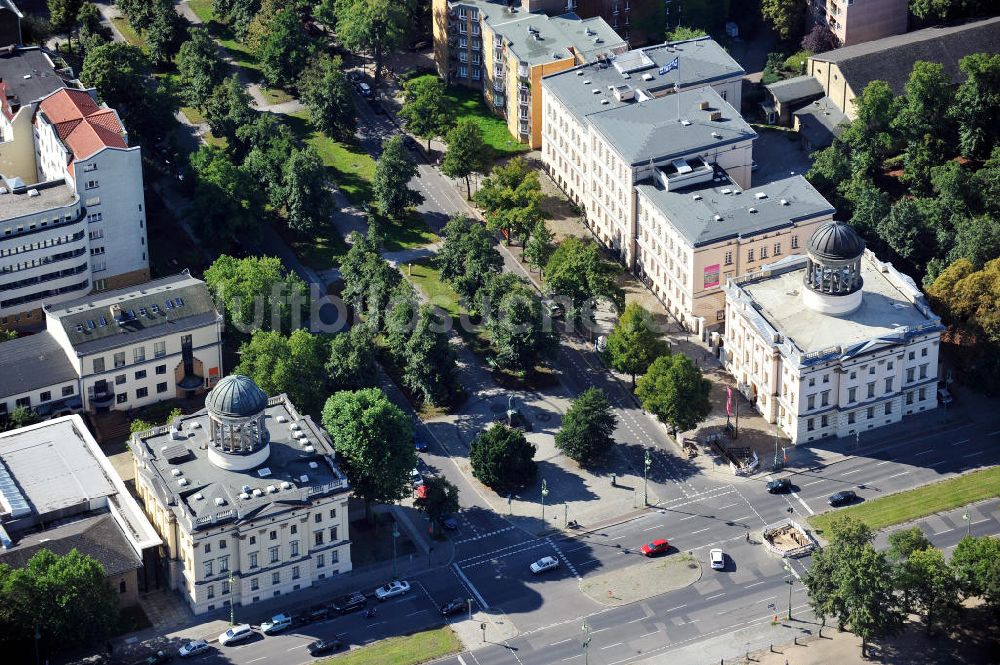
{"left": 726, "top": 386, "right": 733, "bottom": 417}
{"left": 658, "top": 57, "right": 679, "bottom": 75}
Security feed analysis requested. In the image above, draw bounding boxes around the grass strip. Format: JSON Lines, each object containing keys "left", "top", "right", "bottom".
{"left": 315, "top": 626, "right": 461, "bottom": 665}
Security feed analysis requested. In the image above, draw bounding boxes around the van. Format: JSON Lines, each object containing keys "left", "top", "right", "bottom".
{"left": 357, "top": 82, "right": 372, "bottom": 98}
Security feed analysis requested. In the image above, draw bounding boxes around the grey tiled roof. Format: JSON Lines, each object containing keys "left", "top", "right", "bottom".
{"left": 0, "top": 331, "right": 76, "bottom": 398}
{"left": 587, "top": 86, "right": 756, "bottom": 165}
{"left": 765, "top": 75, "right": 824, "bottom": 104}
{"left": 794, "top": 97, "right": 848, "bottom": 148}
{"left": 635, "top": 173, "right": 835, "bottom": 247}
{"left": 0, "top": 513, "right": 141, "bottom": 577}
{"left": 811, "top": 16, "right": 1000, "bottom": 96}
{"left": 0, "top": 48, "right": 68, "bottom": 108}
{"left": 493, "top": 12, "right": 626, "bottom": 66}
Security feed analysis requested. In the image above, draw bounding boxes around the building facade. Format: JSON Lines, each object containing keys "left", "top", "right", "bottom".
{"left": 0, "top": 271, "right": 223, "bottom": 421}
{"left": 130, "top": 376, "right": 352, "bottom": 615}
{"left": 1, "top": 49, "right": 148, "bottom": 329}
{"left": 810, "top": 0, "right": 908, "bottom": 47}
{"left": 723, "top": 221, "right": 943, "bottom": 444}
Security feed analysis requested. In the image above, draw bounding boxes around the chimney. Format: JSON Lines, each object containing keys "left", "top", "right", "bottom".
{"left": 699, "top": 100, "right": 710, "bottom": 110}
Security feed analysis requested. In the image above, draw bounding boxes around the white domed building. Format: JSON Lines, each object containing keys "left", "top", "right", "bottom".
{"left": 723, "top": 221, "right": 944, "bottom": 444}
{"left": 129, "top": 375, "right": 352, "bottom": 615}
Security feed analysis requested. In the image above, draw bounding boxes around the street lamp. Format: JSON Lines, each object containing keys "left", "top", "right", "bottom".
{"left": 783, "top": 561, "right": 794, "bottom": 620}
{"left": 581, "top": 620, "right": 592, "bottom": 665}
{"left": 963, "top": 510, "right": 971, "bottom": 537}
{"left": 541, "top": 479, "right": 549, "bottom": 522}
{"left": 643, "top": 448, "right": 652, "bottom": 506}
{"left": 229, "top": 569, "right": 236, "bottom": 626}
{"left": 392, "top": 523, "right": 400, "bottom": 579}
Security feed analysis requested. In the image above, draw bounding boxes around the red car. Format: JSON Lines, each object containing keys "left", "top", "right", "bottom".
{"left": 640, "top": 539, "right": 670, "bottom": 556}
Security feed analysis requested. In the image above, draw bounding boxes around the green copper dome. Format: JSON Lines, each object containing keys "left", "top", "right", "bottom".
{"left": 205, "top": 375, "right": 268, "bottom": 418}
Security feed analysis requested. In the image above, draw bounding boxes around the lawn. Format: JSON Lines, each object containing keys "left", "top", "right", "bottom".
{"left": 110, "top": 16, "right": 146, "bottom": 50}
{"left": 259, "top": 84, "right": 295, "bottom": 106}
{"left": 407, "top": 75, "right": 529, "bottom": 157}
{"left": 287, "top": 110, "right": 376, "bottom": 205}
{"left": 317, "top": 626, "right": 461, "bottom": 665}
{"left": 808, "top": 466, "right": 1000, "bottom": 534}
{"left": 383, "top": 211, "right": 439, "bottom": 252}
{"left": 278, "top": 224, "right": 349, "bottom": 270}
{"left": 187, "top": 0, "right": 216, "bottom": 23}
{"left": 407, "top": 257, "right": 463, "bottom": 319}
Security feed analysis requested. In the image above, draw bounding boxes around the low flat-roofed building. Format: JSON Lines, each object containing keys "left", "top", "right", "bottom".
{"left": 130, "top": 375, "right": 352, "bottom": 615}
{"left": 762, "top": 75, "right": 825, "bottom": 126}
{"left": 793, "top": 97, "right": 848, "bottom": 152}
{"left": 723, "top": 221, "right": 943, "bottom": 444}
{"left": 0, "top": 415, "right": 162, "bottom": 604}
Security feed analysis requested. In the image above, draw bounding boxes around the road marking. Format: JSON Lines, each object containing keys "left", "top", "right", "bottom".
{"left": 627, "top": 616, "right": 646, "bottom": 624}
{"left": 802, "top": 479, "right": 826, "bottom": 486}
{"left": 744, "top": 581, "right": 766, "bottom": 588}
{"left": 972, "top": 518, "right": 991, "bottom": 524}
{"left": 547, "top": 537, "right": 583, "bottom": 580}
{"left": 791, "top": 492, "right": 815, "bottom": 516}
{"left": 609, "top": 535, "right": 628, "bottom": 541}
{"left": 963, "top": 451, "right": 986, "bottom": 458}
{"left": 666, "top": 604, "right": 687, "bottom": 612}
{"left": 679, "top": 515, "right": 699, "bottom": 521}
{"left": 988, "top": 430, "right": 1000, "bottom": 436}
{"left": 550, "top": 639, "right": 572, "bottom": 646}
{"left": 602, "top": 642, "right": 624, "bottom": 650}
{"left": 451, "top": 563, "right": 490, "bottom": 610}
{"left": 406, "top": 609, "right": 430, "bottom": 617}
{"left": 247, "top": 659, "right": 266, "bottom": 664}
{"left": 927, "top": 460, "right": 948, "bottom": 467}
{"left": 704, "top": 593, "right": 725, "bottom": 601}
{"left": 457, "top": 656, "right": 467, "bottom": 665}
{"left": 954, "top": 439, "right": 970, "bottom": 445}
{"left": 875, "top": 459, "right": 895, "bottom": 466}
{"left": 562, "top": 656, "right": 582, "bottom": 662}
{"left": 287, "top": 644, "right": 307, "bottom": 651}
{"left": 718, "top": 502, "right": 740, "bottom": 510}
{"left": 887, "top": 471, "right": 910, "bottom": 479}
{"left": 691, "top": 527, "right": 711, "bottom": 535}
{"left": 935, "top": 527, "right": 954, "bottom": 535}
{"left": 643, "top": 524, "right": 663, "bottom": 531}
{"left": 731, "top": 515, "right": 753, "bottom": 523}
{"left": 638, "top": 631, "right": 659, "bottom": 639}
{"left": 913, "top": 449, "right": 934, "bottom": 456}
{"left": 592, "top": 626, "right": 613, "bottom": 633}
{"left": 841, "top": 468, "right": 863, "bottom": 475}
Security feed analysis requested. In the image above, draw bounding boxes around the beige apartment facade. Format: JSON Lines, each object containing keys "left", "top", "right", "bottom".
{"left": 810, "top": 0, "right": 907, "bottom": 47}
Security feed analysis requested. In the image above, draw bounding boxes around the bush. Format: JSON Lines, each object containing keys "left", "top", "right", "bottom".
{"left": 783, "top": 50, "right": 813, "bottom": 75}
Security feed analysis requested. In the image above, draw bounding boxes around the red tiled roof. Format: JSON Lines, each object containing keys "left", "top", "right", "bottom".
{"left": 37, "top": 88, "right": 127, "bottom": 161}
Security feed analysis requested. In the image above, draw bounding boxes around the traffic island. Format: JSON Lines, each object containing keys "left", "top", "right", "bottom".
{"left": 314, "top": 625, "right": 462, "bottom": 665}
{"left": 580, "top": 553, "right": 701, "bottom": 606}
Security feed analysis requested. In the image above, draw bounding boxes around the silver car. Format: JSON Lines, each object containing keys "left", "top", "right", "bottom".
{"left": 530, "top": 556, "right": 559, "bottom": 574}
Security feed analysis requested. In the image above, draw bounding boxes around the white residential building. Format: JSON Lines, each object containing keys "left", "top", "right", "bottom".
{"left": 1, "top": 48, "right": 148, "bottom": 329}
{"left": 723, "top": 221, "right": 943, "bottom": 444}
{"left": 130, "top": 375, "right": 353, "bottom": 615}
{"left": 0, "top": 271, "right": 223, "bottom": 421}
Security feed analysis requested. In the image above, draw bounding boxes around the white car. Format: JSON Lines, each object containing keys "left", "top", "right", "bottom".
{"left": 261, "top": 613, "right": 294, "bottom": 634}
{"left": 375, "top": 579, "right": 411, "bottom": 600}
{"left": 218, "top": 623, "right": 254, "bottom": 646}
{"left": 530, "top": 556, "right": 560, "bottom": 574}
{"left": 710, "top": 548, "right": 725, "bottom": 570}
{"left": 178, "top": 639, "right": 210, "bottom": 657}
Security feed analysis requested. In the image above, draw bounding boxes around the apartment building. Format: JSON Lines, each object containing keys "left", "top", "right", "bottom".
{"left": 0, "top": 271, "right": 223, "bottom": 421}
{"left": 810, "top": 0, "right": 907, "bottom": 47}
{"left": 130, "top": 375, "right": 352, "bottom": 615}
{"left": 433, "top": 0, "right": 626, "bottom": 147}
{"left": 1, "top": 48, "right": 148, "bottom": 329}
{"left": 520, "top": 0, "right": 661, "bottom": 44}
{"left": 723, "top": 221, "right": 943, "bottom": 444}
{"left": 0, "top": 0, "right": 21, "bottom": 46}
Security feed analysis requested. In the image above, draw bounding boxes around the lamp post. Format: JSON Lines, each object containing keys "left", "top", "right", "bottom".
{"left": 581, "top": 620, "right": 592, "bottom": 665}
{"left": 964, "top": 510, "right": 971, "bottom": 537}
{"left": 541, "top": 479, "right": 549, "bottom": 522}
{"left": 783, "top": 561, "right": 794, "bottom": 620}
{"left": 643, "top": 448, "right": 652, "bottom": 506}
{"left": 392, "top": 523, "right": 400, "bottom": 579}
{"left": 229, "top": 569, "right": 236, "bottom": 625}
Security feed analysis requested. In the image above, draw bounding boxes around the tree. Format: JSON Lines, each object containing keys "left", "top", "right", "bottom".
{"left": 78, "top": 3, "right": 111, "bottom": 53}
{"left": 326, "top": 325, "right": 378, "bottom": 392}
{"left": 801, "top": 23, "right": 836, "bottom": 53}
{"left": 415, "top": 476, "right": 460, "bottom": 534}
{"left": 886, "top": 527, "right": 933, "bottom": 562}
{"left": 545, "top": 236, "right": 625, "bottom": 326}
{"left": 951, "top": 53, "right": 1000, "bottom": 160}
{"left": 339, "top": 239, "right": 402, "bottom": 330}
{"left": 146, "top": 0, "right": 187, "bottom": 65}
{"left": 49, "top": 0, "right": 83, "bottom": 50}
{"left": 523, "top": 221, "right": 554, "bottom": 275}
{"left": 839, "top": 80, "right": 897, "bottom": 177}
{"left": 909, "top": 0, "right": 991, "bottom": 22}
{"left": 213, "top": 0, "right": 261, "bottom": 40}
{"left": 474, "top": 157, "right": 543, "bottom": 246}
{"left": 842, "top": 176, "right": 890, "bottom": 242}
{"left": 665, "top": 26, "right": 706, "bottom": 41}
{"left": 555, "top": 388, "right": 617, "bottom": 466}
{"left": 321, "top": 388, "right": 416, "bottom": 514}
{"left": 486, "top": 281, "right": 557, "bottom": 374}
{"left": 760, "top": 0, "right": 805, "bottom": 41}
{"left": 0, "top": 406, "right": 39, "bottom": 433}
{"left": 241, "top": 114, "right": 298, "bottom": 209}
{"left": 403, "top": 305, "right": 459, "bottom": 406}
{"left": 204, "top": 75, "right": 257, "bottom": 150}
{"left": 284, "top": 147, "right": 333, "bottom": 234}
{"left": 373, "top": 135, "right": 422, "bottom": 220}
{"left": 606, "top": 302, "right": 670, "bottom": 386}
{"left": 950, "top": 535, "right": 1000, "bottom": 611}
{"left": 442, "top": 120, "right": 488, "bottom": 199}
{"left": 399, "top": 75, "right": 453, "bottom": 150}
{"left": 469, "top": 424, "right": 537, "bottom": 494}
{"left": 234, "top": 329, "right": 328, "bottom": 414}
{"left": 896, "top": 548, "right": 959, "bottom": 635}
{"left": 635, "top": 354, "right": 711, "bottom": 436}
{"left": 298, "top": 54, "right": 356, "bottom": 139}
{"left": 333, "top": 0, "right": 412, "bottom": 82}
{"left": 116, "top": 0, "right": 154, "bottom": 30}
{"left": 892, "top": 61, "right": 954, "bottom": 148}
{"left": 204, "top": 255, "right": 308, "bottom": 334}
{"left": 384, "top": 280, "right": 420, "bottom": 362}
{"left": 438, "top": 215, "right": 503, "bottom": 303}
{"left": 256, "top": 7, "right": 313, "bottom": 87}
{"left": 0, "top": 329, "right": 16, "bottom": 343}
{"left": 177, "top": 28, "right": 226, "bottom": 109}
{"left": 189, "top": 145, "right": 263, "bottom": 247}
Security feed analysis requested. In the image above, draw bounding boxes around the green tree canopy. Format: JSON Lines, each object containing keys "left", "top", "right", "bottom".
{"left": 0, "top": 406, "right": 39, "bottom": 433}
{"left": 284, "top": 146, "right": 333, "bottom": 234}
{"left": 326, "top": 325, "right": 378, "bottom": 392}
{"left": 189, "top": 145, "right": 263, "bottom": 248}
{"left": 403, "top": 305, "right": 459, "bottom": 406}
{"left": 146, "top": 0, "right": 187, "bottom": 65}
{"left": 234, "top": 329, "right": 329, "bottom": 414}
{"left": 240, "top": 114, "right": 298, "bottom": 210}
{"left": 339, "top": 234, "right": 403, "bottom": 329}
{"left": 665, "top": 26, "right": 706, "bottom": 41}
{"left": 256, "top": 7, "right": 313, "bottom": 87}
{"left": 399, "top": 75, "right": 453, "bottom": 148}
{"left": 442, "top": 119, "right": 488, "bottom": 199}
{"left": 469, "top": 423, "right": 537, "bottom": 494}
{"left": 523, "top": 221, "right": 554, "bottom": 276}
{"left": 298, "top": 54, "right": 357, "bottom": 139}
{"left": 321, "top": 388, "right": 416, "bottom": 511}
{"left": 545, "top": 236, "right": 625, "bottom": 326}
{"left": 49, "top": 0, "right": 83, "bottom": 48}
{"left": 333, "top": 0, "right": 412, "bottom": 81}
{"left": 485, "top": 279, "right": 556, "bottom": 375}
{"left": 760, "top": 0, "right": 805, "bottom": 41}
{"left": 909, "top": 0, "right": 991, "bottom": 22}
{"left": 895, "top": 547, "right": 960, "bottom": 635}
{"left": 438, "top": 215, "right": 503, "bottom": 303}
{"left": 204, "top": 75, "right": 258, "bottom": 151}
{"left": 177, "top": 27, "right": 227, "bottom": 109}
{"left": 635, "top": 354, "right": 711, "bottom": 436}
{"left": 212, "top": 0, "right": 260, "bottom": 40}
{"left": 951, "top": 52, "right": 1000, "bottom": 160}
{"left": 606, "top": 302, "right": 670, "bottom": 386}
{"left": 204, "top": 254, "right": 308, "bottom": 334}
{"left": 373, "top": 135, "right": 422, "bottom": 220}
{"left": 950, "top": 535, "right": 1000, "bottom": 611}
{"left": 384, "top": 280, "right": 420, "bottom": 362}
{"left": 474, "top": 157, "right": 543, "bottom": 246}
{"left": 555, "top": 388, "right": 618, "bottom": 467}
{"left": 415, "top": 476, "right": 460, "bottom": 535}
{"left": 886, "top": 526, "right": 933, "bottom": 562}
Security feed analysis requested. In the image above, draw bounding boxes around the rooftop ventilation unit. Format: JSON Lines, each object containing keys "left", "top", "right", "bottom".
{"left": 711, "top": 131, "right": 722, "bottom": 139}
{"left": 592, "top": 89, "right": 601, "bottom": 94}
{"left": 709, "top": 111, "right": 722, "bottom": 121}
{"left": 190, "top": 422, "right": 201, "bottom": 429}
{"left": 266, "top": 485, "right": 277, "bottom": 494}
{"left": 593, "top": 37, "right": 602, "bottom": 44}
{"left": 239, "top": 492, "right": 250, "bottom": 500}
{"left": 241, "top": 484, "right": 252, "bottom": 494}
{"left": 601, "top": 99, "right": 609, "bottom": 104}
{"left": 308, "top": 462, "right": 319, "bottom": 469}
{"left": 281, "top": 481, "right": 292, "bottom": 490}
{"left": 642, "top": 73, "right": 654, "bottom": 81}
{"left": 178, "top": 478, "right": 189, "bottom": 486}
{"left": 304, "top": 445, "right": 315, "bottom": 453}
{"left": 257, "top": 468, "right": 272, "bottom": 478}
{"left": 585, "top": 28, "right": 594, "bottom": 36}
{"left": 194, "top": 493, "right": 203, "bottom": 501}
{"left": 299, "top": 474, "right": 310, "bottom": 483}
{"left": 755, "top": 192, "right": 767, "bottom": 199}
{"left": 27, "top": 189, "right": 39, "bottom": 197}
{"left": 713, "top": 214, "right": 723, "bottom": 221}
{"left": 583, "top": 79, "right": 591, "bottom": 84}
{"left": 215, "top": 497, "right": 226, "bottom": 506}
{"left": 699, "top": 101, "right": 710, "bottom": 110}
{"left": 748, "top": 207, "right": 758, "bottom": 213}
{"left": 692, "top": 194, "right": 702, "bottom": 200}
{"left": 680, "top": 119, "right": 691, "bottom": 126}
{"left": 277, "top": 415, "right": 288, "bottom": 423}
{"left": 252, "top": 488, "right": 263, "bottom": 497}
{"left": 290, "top": 423, "right": 301, "bottom": 431}
{"left": 721, "top": 188, "right": 732, "bottom": 195}
{"left": 171, "top": 468, "right": 182, "bottom": 477}
{"left": 780, "top": 199, "right": 789, "bottom": 206}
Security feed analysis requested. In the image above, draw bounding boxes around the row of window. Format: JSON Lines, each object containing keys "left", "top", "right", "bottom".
{"left": 92, "top": 340, "right": 172, "bottom": 373}
{"left": 7, "top": 384, "right": 75, "bottom": 411}
{"left": 0, "top": 230, "right": 85, "bottom": 258}
{"left": 203, "top": 551, "right": 342, "bottom": 601}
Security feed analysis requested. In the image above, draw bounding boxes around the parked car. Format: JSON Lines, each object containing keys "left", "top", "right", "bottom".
{"left": 307, "top": 639, "right": 344, "bottom": 656}
{"left": 440, "top": 597, "right": 469, "bottom": 616}
{"left": 178, "top": 640, "right": 210, "bottom": 658}
{"left": 333, "top": 591, "right": 367, "bottom": 613}
{"left": 411, "top": 467, "right": 424, "bottom": 487}
{"left": 530, "top": 556, "right": 560, "bottom": 574}
{"left": 442, "top": 515, "right": 459, "bottom": 530}
{"left": 414, "top": 437, "right": 429, "bottom": 452}
{"left": 144, "top": 650, "right": 172, "bottom": 665}
{"left": 595, "top": 335, "right": 607, "bottom": 353}
{"left": 828, "top": 490, "right": 858, "bottom": 507}
{"left": 218, "top": 624, "right": 254, "bottom": 646}
{"left": 766, "top": 478, "right": 792, "bottom": 494}
{"left": 937, "top": 386, "right": 953, "bottom": 406}
{"left": 710, "top": 548, "right": 725, "bottom": 570}
{"left": 541, "top": 298, "right": 564, "bottom": 318}
{"left": 640, "top": 539, "right": 670, "bottom": 556}
{"left": 357, "top": 82, "right": 372, "bottom": 97}
{"left": 375, "top": 579, "right": 411, "bottom": 600}
{"left": 305, "top": 604, "right": 330, "bottom": 622}
{"left": 348, "top": 71, "right": 362, "bottom": 82}
{"left": 261, "top": 613, "right": 294, "bottom": 635}
{"left": 403, "top": 136, "right": 419, "bottom": 151}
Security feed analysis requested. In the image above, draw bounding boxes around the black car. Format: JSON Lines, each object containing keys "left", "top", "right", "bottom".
{"left": 766, "top": 478, "right": 792, "bottom": 493}
{"left": 305, "top": 604, "right": 330, "bottom": 622}
{"left": 333, "top": 591, "right": 367, "bottom": 614}
{"left": 440, "top": 598, "right": 468, "bottom": 616}
{"left": 307, "top": 639, "right": 344, "bottom": 656}
{"left": 403, "top": 136, "right": 418, "bottom": 151}
{"left": 828, "top": 490, "right": 858, "bottom": 507}
{"left": 144, "top": 651, "right": 173, "bottom": 665}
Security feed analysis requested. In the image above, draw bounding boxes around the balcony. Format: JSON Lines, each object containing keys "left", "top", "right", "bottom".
{"left": 89, "top": 388, "right": 115, "bottom": 407}
{"left": 517, "top": 65, "right": 529, "bottom": 79}
{"left": 518, "top": 80, "right": 528, "bottom": 91}
{"left": 178, "top": 373, "right": 204, "bottom": 390}
{"left": 493, "top": 82, "right": 504, "bottom": 93}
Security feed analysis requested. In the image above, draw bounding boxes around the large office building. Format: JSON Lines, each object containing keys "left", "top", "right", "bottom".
{"left": 723, "top": 221, "right": 943, "bottom": 444}
{"left": 1, "top": 47, "right": 148, "bottom": 330}
{"left": 130, "top": 375, "right": 353, "bottom": 615}
{"left": 0, "top": 271, "right": 223, "bottom": 421}
{"left": 0, "top": 416, "right": 162, "bottom": 605}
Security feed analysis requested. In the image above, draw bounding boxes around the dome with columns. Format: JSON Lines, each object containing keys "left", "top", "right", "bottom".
{"left": 802, "top": 221, "right": 866, "bottom": 315}
{"left": 205, "top": 375, "right": 271, "bottom": 470}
